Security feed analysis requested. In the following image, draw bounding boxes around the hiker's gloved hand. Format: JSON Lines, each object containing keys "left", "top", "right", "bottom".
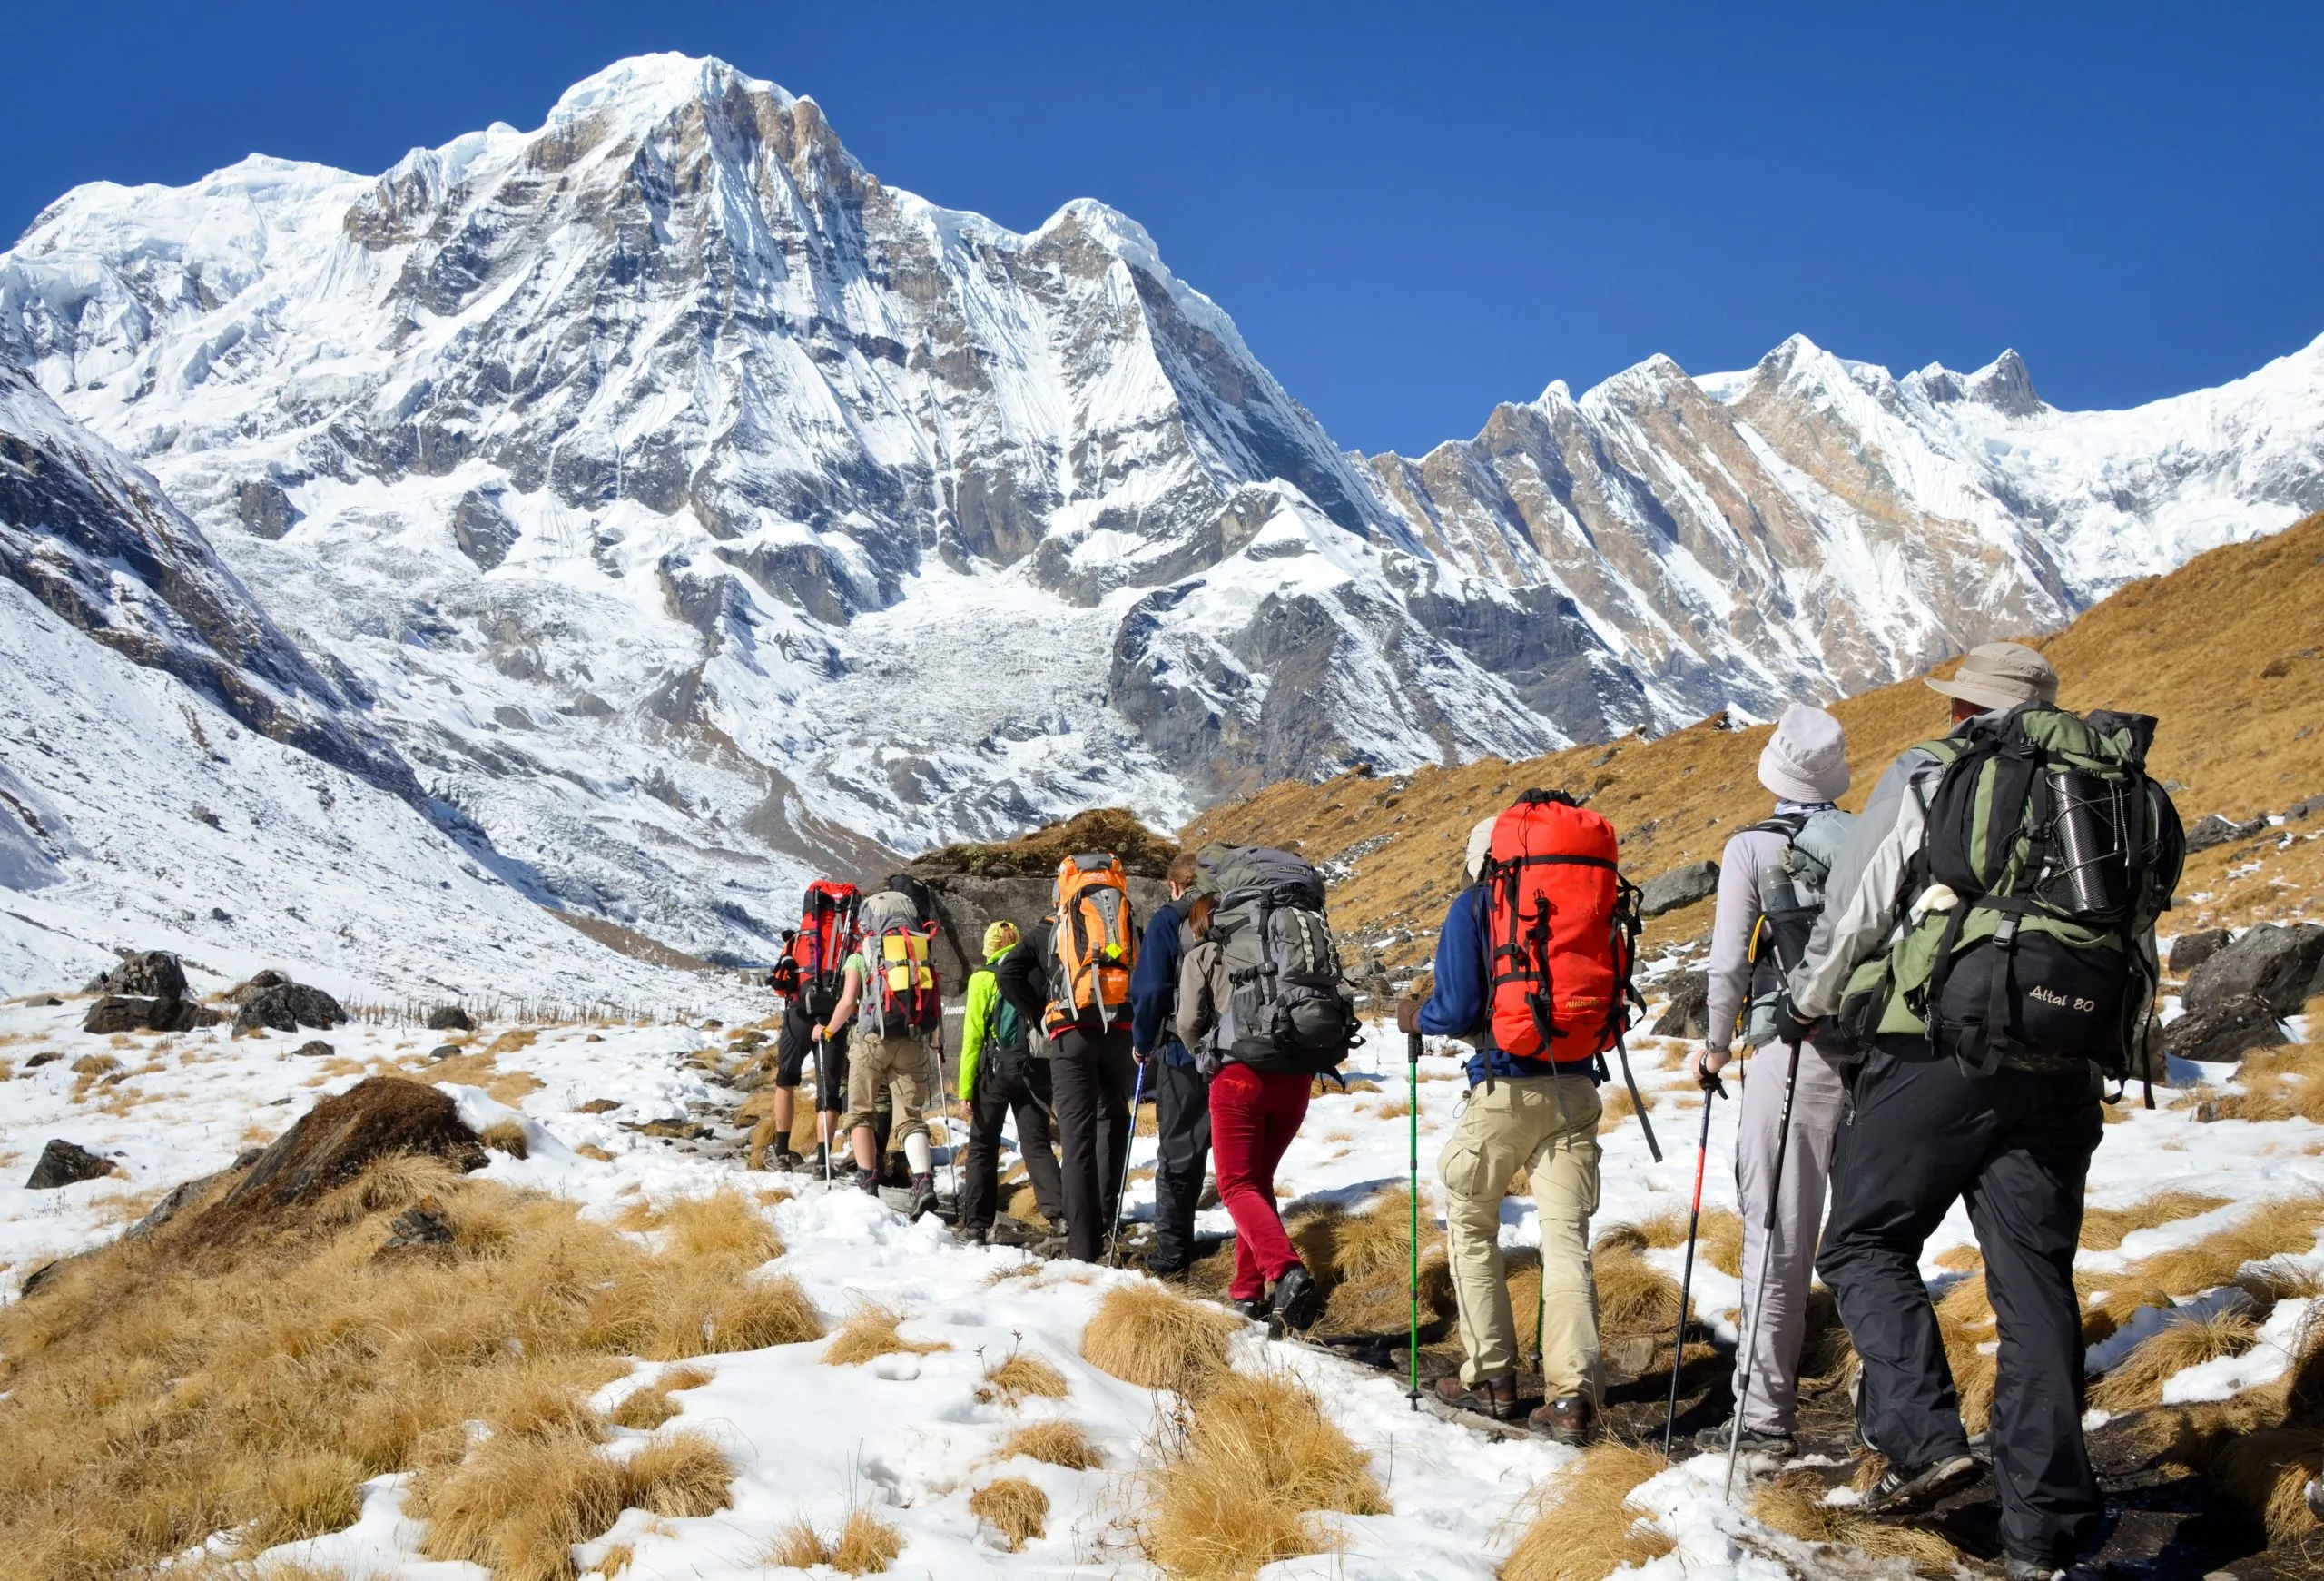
{"left": 1394, "top": 995, "right": 1425, "bottom": 1035}
{"left": 1690, "top": 1045, "right": 1731, "bottom": 1088}
{"left": 1771, "top": 993, "right": 1817, "bottom": 1045}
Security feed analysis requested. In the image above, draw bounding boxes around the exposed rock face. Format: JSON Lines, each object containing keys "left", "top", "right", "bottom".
{"left": 191, "top": 1076, "right": 487, "bottom": 1240}
{"left": 25, "top": 1138, "right": 114, "bottom": 1189}
{"left": 1649, "top": 972, "right": 1711, "bottom": 1039}
{"left": 82, "top": 994, "right": 219, "bottom": 1033}
{"left": 2167, "top": 928, "right": 2232, "bottom": 976}
{"left": 87, "top": 950, "right": 189, "bottom": 999}
{"left": 2163, "top": 995, "right": 2285, "bottom": 1065}
{"left": 233, "top": 981, "right": 348, "bottom": 1035}
{"left": 2185, "top": 813, "right": 2270, "bottom": 854}
{"left": 1639, "top": 861, "right": 1720, "bottom": 918}
{"left": 2181, "top": 924, "right": 2324, "bottom": 1018}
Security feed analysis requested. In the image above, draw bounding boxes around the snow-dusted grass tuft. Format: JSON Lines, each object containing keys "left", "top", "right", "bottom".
{"left": 997, "top": 1418, "right": 1101, "bottom": 1470}
{"left": 1751, "top": 1469, "right": 1958, "bottom": 1570}
{"left": 967, "top": 1477, "right": 1050, "bottom": 1550}
{"left": 1082, "top": 1284, "right": 1236, "bottom": 1395}
{"left": 2093, "top": 1309, "right": 2260, "bottom": 1412}
{"left": 1140, "top": 1367, "right": 1386, "bottom": 1579}
{"left": 980, "top": 1347, "right": 1069, "bottom": 1403}
{"left": 823, "top": 1300, "right": 950, "bottom": 1367}
{"left": 2079, "top": 1190, "right": 2232, "bottom": 1251}
{"left": 1498, "top": 1441, "right": 1672, "bottom": 1581}
{"left": 478, "top": 1118, "right": 530, "bottom": 1159}
{"left": 767, "top": 1506, "right": 905, "bottom": 1574}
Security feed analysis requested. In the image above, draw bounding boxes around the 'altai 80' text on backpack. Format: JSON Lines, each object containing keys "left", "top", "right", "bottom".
{"left": 791, "top": 880, "right": 861, "bottom": 1021}
{"left": 1045, "top": 853, "right": 1137, "bottom": 1036}
{"left": 1480, "top": 789, "right": 1660, "bottom": 1159}
{"left": 1837, "top": 703, "right": 2183, "bottom": 1090}
{"left": 1195, "top": 843, "right": 1359, "bottom": 1074}
{"left": 857, "top": 888, "right": 941, "bottom": 1039}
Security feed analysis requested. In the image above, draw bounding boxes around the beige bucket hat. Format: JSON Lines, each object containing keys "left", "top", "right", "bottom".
{"left": 1925, "top": 640, "right": 2058, "bottom": 711}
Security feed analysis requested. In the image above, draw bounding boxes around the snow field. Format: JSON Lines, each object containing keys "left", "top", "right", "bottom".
{"left": 3, "top": 989, "right": 2320, "bottom": 1578}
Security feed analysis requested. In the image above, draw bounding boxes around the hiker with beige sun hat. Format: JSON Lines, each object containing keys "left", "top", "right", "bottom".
{"left": 1782, "top": 639, "right": 2183, "bottom": 1581}
{"left": 1686, "top": 702, "right": 1856, "bottom": 1459}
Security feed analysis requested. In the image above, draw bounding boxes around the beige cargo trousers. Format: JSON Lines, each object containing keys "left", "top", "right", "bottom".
{"left": 1438, "top": 1070, "right": 1604, "bottom": 1401}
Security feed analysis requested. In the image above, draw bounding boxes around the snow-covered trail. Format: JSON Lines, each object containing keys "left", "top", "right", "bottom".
{"left": 3, "top": 993, "right": 2319, "bottom": 1579}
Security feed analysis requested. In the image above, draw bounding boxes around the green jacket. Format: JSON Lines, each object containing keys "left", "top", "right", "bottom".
{"left": 957, "top": 947, "right": 1010, "bottom": 1102}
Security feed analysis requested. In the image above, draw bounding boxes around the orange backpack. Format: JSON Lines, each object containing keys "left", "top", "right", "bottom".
{"left": 1045, "top": 852, "right": 1137, "bottom": 1035}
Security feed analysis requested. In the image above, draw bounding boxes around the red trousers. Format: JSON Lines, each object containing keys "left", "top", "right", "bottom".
{"left": 1208, "top": 1062, "right": 1312, "bottom": 1299}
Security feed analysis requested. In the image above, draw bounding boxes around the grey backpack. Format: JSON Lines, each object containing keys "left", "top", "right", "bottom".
{"left": 1742, "top": 807, "right": 1855, "bottom": 1049}
{"left": 1195, "top": 843, "right": 1357, "bottom": 1073}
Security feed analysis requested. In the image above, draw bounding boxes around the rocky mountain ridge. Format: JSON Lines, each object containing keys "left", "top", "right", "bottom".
{"left": 3, "top": 51, "right": 2320, "bottom": 966}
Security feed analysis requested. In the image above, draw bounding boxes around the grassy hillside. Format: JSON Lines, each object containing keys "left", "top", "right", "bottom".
{"left": 1185, "top": 511, "right": 2324, "bottom": 965}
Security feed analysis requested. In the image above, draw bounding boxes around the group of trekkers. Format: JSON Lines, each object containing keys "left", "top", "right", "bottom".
{"left": 754, "top": 640, "right": 2178, "bottom": 1581}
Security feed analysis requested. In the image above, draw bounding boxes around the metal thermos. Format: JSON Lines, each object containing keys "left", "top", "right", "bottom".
{"left": 2048, "top": 769, "right": 2127, "bottom": 914}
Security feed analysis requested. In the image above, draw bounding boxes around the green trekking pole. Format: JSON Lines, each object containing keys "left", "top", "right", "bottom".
{"left": 1407, "top": 1028, "right": 1423, "bottom": 1411}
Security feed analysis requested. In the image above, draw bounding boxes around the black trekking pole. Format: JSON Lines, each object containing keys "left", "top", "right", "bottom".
{"left": 1106, "top": 1055, "right": 1147, "bottom": 1267}
{"left": 1663, "top": 1064, "right": 1727, "bottom": 1452}
{"left": 1724, "top": 1033, "right": 1806, "bottom": 1503}
{"left": 1406, "top": 1028, "right": 1425, "bottom": 1410}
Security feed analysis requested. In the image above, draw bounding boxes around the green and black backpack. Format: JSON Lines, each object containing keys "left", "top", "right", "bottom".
{"left": 1837, "top": 703, "right": 2183, "bottom": 1085}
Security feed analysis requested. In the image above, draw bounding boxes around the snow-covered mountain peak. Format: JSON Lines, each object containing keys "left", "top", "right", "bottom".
{"left": 546, "top": 52, "right": 796, "bottom": 126}
{"left": 1902, "top": 347, "right": 2045, "bottom": 418}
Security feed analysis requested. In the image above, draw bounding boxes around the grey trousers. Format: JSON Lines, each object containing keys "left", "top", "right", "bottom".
{"left": 1728, "top": 1038, "right": 1846, "bottom": 1433}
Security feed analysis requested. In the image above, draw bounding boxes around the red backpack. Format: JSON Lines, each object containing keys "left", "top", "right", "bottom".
{"left": 1482, "top": 790, "right": 1660, "bottom": 1157}
{"left": 792, "top": 881, "right": 861, "bottom": 1020}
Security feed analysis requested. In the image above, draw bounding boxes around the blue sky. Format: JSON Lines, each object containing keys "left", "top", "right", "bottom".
{"left": 5, "top": 1, "right": 2318, "bottom": 455}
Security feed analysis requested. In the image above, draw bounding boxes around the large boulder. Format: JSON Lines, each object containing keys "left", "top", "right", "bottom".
{"left": 1649, "top": 972, "right": 1711, "bottom": 1039}
{"left": 2162, "top": 994, "right": 2286, "bottom": 1065}
{"left": 233, "top": 982, "right": 348, "bottom": 1035}
{"left": 2181, "top": 924, "right": 2324, "bottom": 1018}
{"left": 189, "top": 1076, "right": 486, "bottom": 1243}
{"left": 2167, "top": 928, "right": 2232, "bottom": 976}
{"left": 1639, "top": 861, "right": 1720, "bottom": 919}
{"left": 424, "top": 1004, "right": 473, "bottom": 1033}
{"left": 25, "top": 1138, "right": 116, "bottom": 1189}
{"left": 82, "top": 994, "right": 219, "bottom": 1033}
{"left": 85, "top": 950, "right": 189, "bottom": 999}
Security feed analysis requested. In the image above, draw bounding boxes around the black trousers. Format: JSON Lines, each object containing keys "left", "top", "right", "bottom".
{"left": 1051, "top": 1024, "right": 1137, "bottom": 1263}
{"left": 773, "top": 1000, "right": 851, "bottom": 1109}
{"left": 1817, "top": 1042, "right": 2104, "bottom": 1566}
{"left": 1149, "top": 1052, "right": 1212, "bottom": 1273}
{"left": 959, "top": 1049, "right": 1066, "bottom": 1230}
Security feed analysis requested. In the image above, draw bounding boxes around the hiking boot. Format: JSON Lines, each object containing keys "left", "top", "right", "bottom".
{"left": 1529, "top": 1395, "right": 1595, "bottom": 1446}
{"left": 1270, "top": 1264, "right": 1323, "bottom": 1330}
{"left": 955, "top": 1224, "right": 990, "bottom": 1247}
{"left": 1232, "top": 1294, "right": 1272, "bottom": 1323}
{"left": 1695, "top": 1422, "right": 1797, "bottom": 1458}
{"left": 1046, "top": 1214, "right": 1070, "bottom": 1238}
{"left": 1864, "top": 1453, "right": 1980, "bottom": 1516}
{"left": 854, "top": 1167, "right": 880, "bottom": 1195}
{"left": 2003, "top": 1561, "right": 2062, "bottom": 1581}
{"left": 911, "top": 1171, "right": 938, "bottom": 1217}
{"left": 771, "top": 1149, "right": 804, "bottom": 1172}
{"left": 1434, "top": 1372, "right": 1522, "bottom": 1421}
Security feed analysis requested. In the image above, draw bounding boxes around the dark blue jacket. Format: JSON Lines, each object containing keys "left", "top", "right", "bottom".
{"left": 1418, "top": 884, "right": 1561, "bottom": 1084}
{"left": 1130, "top": 899, "right": 1195, "bottom": 1068}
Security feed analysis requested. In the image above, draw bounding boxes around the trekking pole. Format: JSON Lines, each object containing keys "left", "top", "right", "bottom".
{"left": 931, "top": 1032, "right": 962, "bottom": 1210}
{"left": 813, "top": 1030, "right": 833, "bottom": 1187}
{"left": 1106, "top": 1055, "right": 1147, "bottom": 1267}
{"left": 1407, "top": 1028, "right": 1423, "bottom": 1411}
{"left": 1724, "top": 1033, "right": 1806, "bottom": 1502}
{"left": 1663, "top": 1065, "right": 1727, "bottom": 1452}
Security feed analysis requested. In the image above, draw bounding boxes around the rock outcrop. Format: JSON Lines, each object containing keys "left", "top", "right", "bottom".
{"left": 25, "top": 1138, "right": 115, "bottom": 1189}
{"left": 1640, "top": 862, "right": 1720, "bottom": 919}
{"left": 189, "top": 1076, "right": 487, "bottom": 1242}
{"left": 232, "top": 982, "right": 348, "bottom": 1035}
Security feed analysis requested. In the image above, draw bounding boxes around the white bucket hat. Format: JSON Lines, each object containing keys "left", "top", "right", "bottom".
{"left": 1463, "top": 815, "right": 1498, "bottom": 881}
{"left": 1758, "top": 703, "right": 1849, "bottom": 804}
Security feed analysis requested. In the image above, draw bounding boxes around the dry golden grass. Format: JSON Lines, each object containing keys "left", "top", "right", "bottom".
{"left": 981, "top": 1349, "right": 1070, "bottom": 1403}
{"left": 2097, "top": 1191, "right": 2324, "bottom": 1328}
{"left": 620, "top": 1430, "right": 733, "bottom": 1517}
{"left": 766, "top": 1504, "right": 905, "bottom": 1574}
{"left": 609, "top": 1385, "right": 682, "bottom": 1430}
{"left": 1141, "top": 1368, "right": 1386, "bottom": 1580}
{"left": 999, "top": 1418, "right": 1101, "bottom": 1470}
{"left": 1499, "top": 1441, "right": 1674, "bottom": 1581}
{"left": 0, "top": 1157, "right": 812, "bottom": 1581}
{"left": 1932, "top": 1243, "right": 1984, "bottom": 1272}
{"left": 2092, "top": 1309, "right": 2260, "bottom": 1412}
{"left": 660, "top": 1363, "right": 714, "bottom": 1391}
{"left": 1934, "top": 1274, "right": 2000, "bottom": 1434}
{"left": 419, "top": 1044, "right": 546, "bottom": 1108}
{"left": 969, "top": 1477, "right": 1050, "bottom": 1551}
{"left": 1082, "top": 1283, "right": 1237, "bottom": 1395}
{"left": 824, "top": 1301, "right": 950, "bottom": 1367}
{"left": 2082, "top": 1191, "right": 2234, "bottom": 1251}
{"left": 1750, "top": 1470, "right": 1958, "bottom": 1572}
{"left": 478, "top": 1118, "right": 530, "bottom": 1159}
{"left": 2212, "top": 1034, "right": 2324, "bottom": 1125}
{"left": 658, "top": 1191, "right": 783, "bottom": 1267}
{"left": 1278, "top": 1187, "right": 1455, "bottom": 1334}
{"left": 1185, "top": 513, "right": 2324, "bottom": 961}
{"left": 1590, "top": 1236, "right": 1686, "bottom": 1339}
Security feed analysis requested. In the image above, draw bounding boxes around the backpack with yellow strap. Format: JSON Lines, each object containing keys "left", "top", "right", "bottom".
{"left": 1044, "top": 852, "right": 1137, "bottom": 1036}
